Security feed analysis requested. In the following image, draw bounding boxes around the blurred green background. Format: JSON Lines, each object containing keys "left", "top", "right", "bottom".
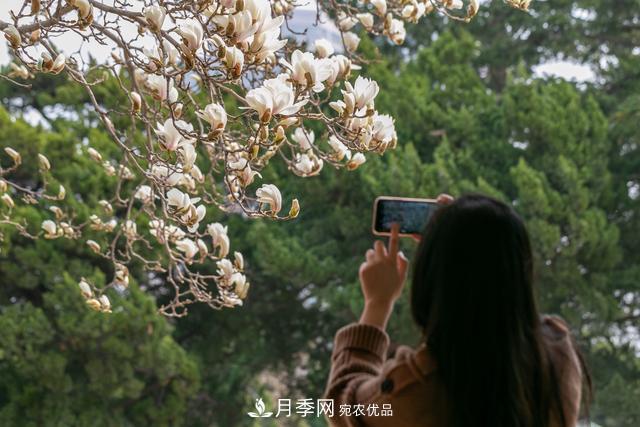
{"left": 1, "top": 1, "right": 639, "bottom": 426}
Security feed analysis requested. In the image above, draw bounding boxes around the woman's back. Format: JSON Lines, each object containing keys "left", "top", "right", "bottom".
{"left": 323, "top": 314, "right": 583, "bottom": 427}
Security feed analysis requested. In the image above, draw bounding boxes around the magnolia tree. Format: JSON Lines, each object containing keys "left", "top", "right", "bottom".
{"left": 0, "top": 0, "right": 528, "bottom": 316}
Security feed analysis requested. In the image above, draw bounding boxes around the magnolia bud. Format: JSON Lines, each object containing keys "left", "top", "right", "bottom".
{"left": 172, "top": 102, "right": 183, "bottom": 119}
{"left": 86, "top": 298, "right": 101, "bottom": 311}
{"left": 234, "top": 251, "right": 244, "bottom": 271}
{"left": 38, "top": 153, "right": 51, "bottom": 171}
{"left": 274, "top": 126, "right": 286, "bottom": 143}
{"left": 58, "top": 184, "right": 66, "bottom": 200}
{"left": 0, "top": 179, "right": 7, "bottom": 193}
{"left": 129, "top": 91, "right": 142, "bottom": 113}
{"left": 235, "top": 279, "right": 249, "bottom": 299}
{"left": 86, "top": 240, "right": 101, "bottom": 253}
{"left": 4, "top": 147, "right": 21, "bottom": 165}
{"left": 78, "top": 278, "right": 93, "bottom": 298}
{"left": 98, "top": 295, "right": 112, "bottom": 312}
{"left": 3, "top": 26, "right": 21, "bottom": 48}
{"left": 87, "top": 147, "right": 102, "bottom": 162}
{"left": 98, "top": 200, "right": 113, "bottom": 214}
{"left": 31, "top": 0, "right": 41, "bottom": 15}
{"left": 30, "top": 29, "right": 41, "bottom": 44}
{"left": 197, "top": 239, "right": 208, "bottom": 257}
{"left": 49, "top": 206, "right": 64, "bottom": 219}
{"left": 289, "top": 198, "right": 300, "bottom": 218}
{"left": 1, "top": 193, "right": 15, "bottom": 209}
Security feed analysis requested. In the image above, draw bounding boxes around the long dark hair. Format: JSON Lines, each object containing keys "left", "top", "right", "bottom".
{"left": 410, "top": 194, "right": 592, "bottom": 427}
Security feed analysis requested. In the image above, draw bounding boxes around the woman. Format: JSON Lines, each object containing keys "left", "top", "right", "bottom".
{"left": 323, "top": 194, "right": 592, "bottom": 427}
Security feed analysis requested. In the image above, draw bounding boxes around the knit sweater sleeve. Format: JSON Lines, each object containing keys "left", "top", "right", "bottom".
{"left": 322, "top": 322, "right": 390, "bottom": 426}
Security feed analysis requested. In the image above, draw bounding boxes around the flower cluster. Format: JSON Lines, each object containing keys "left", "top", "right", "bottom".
{"left": 0, "top": 0, "right": 523, "bottom": 316}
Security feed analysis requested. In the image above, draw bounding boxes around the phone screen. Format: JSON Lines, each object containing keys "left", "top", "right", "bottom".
{"left": 374, "top": 198, "right": 439, "bottom": 235}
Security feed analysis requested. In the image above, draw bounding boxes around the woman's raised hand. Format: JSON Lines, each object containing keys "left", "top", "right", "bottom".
{"left": 359, "top": 223, "right": 408, "bottom": 316}
{"left": 410, "top": 193, "right": 455, "bottom": 243}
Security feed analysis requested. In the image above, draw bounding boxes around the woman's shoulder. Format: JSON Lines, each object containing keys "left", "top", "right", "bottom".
{"left": 540, "top": 314, "right": 584, "bottom": 425}
{"left": 540, "top": 314, "right": 579, "bottom": 361}
{"left": 541, "top": 314, "right": 571, "bottom": 340}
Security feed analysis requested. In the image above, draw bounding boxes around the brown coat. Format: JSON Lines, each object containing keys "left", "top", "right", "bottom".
{"left": 323, "top": 315, "right": 583, "bottom": 427}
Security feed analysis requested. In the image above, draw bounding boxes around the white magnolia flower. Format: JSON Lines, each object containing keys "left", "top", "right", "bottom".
{"left": 154, "top": 119, "right": 194, "bottom": 151}
{"left": 176, "top": 238, "right": 199, "bottom": 260}
{"left": 347, "top": 152, "right": 366, "bottom": 170}
{"left": 228, "top": 157, "right": 261, "bottom": 186}
{"left": 144, "top": 5, "right": 166, "bottom": 31}
{"left": 146, "top": 74, "right": 178, "bottom": 103}
{"left": 293, "top": 153, "right": 323, "bottom": 177}
{"left": 177, "top": 19, "right": 204, "bottom": 51}
{"left": 114, "top": 263, "right": 129, "bottom": 288}
{"left": 179, "top": 143, "right": 197, "bottom": 172}
{"left": 468, "top": 0, "right": 480, "bottom": 16}
{"left": 234, "top": 251, "right": 244, "bottom": 270}
{"left": 86, "top": 240, "right": 101, "bottom": 253}
{"left": 38, "top": 153, "right": 51, "bottom": 171}
{"left": 387, "top": 18, "right": 407, "bottom": 44}
{"left": 232, "top": 272, "right": 249, "bottom": 299}
{"left": 402, "top": 1, "right": 428, "bottom": 22}
{"left": 1, "top": 193, "right": 14, "bottom": 209}
{"left": 196, "top": 103, "right": 228, "bottom": 132}
{"left": 216, "top": 258, "right": 235, "bottom": 280}
{"left": 337, "top": 12, "right": 358, "bottom": 31}
{"left": 167, "top": 188, "right": 206, "bottom": 232}
{"left": 151, "top": 164, "right": 184, "bottom": 187}
{"left": 357, "top": 13, "right": 375, "bottom": 30}
{"left": 256, "top": 184, "right": 282, "bottom": 214}
{"left": 285, "top": 50, "right": 333, "bottom": 93}
{"left": 124, "top": 220, "right": 137, "bottom": 238}
{"left": 442, "top": 0, "right": 464, "bottom": 10}
{"left": 69, "top": 0, "right": 92, "bottom": 19}
{"left": 129, "top": 91, "right": 142, "bottom": 112}
{"left": 245, "top": 74, "right": 309, "bottom": 122}
{"left": 4, "top": 147, "right": 21, "bottom": 165}
{"left": 8, "top": 63, "right": 30, "bottom": 79}
{"left": 149, "top": 220, "right": 186, "bottom": 243}
{"left": 291, "top": 128, "right": 315, "bottom": 151}
{"left": 225, "top": 46, "right": 245, "bottom": 77}
{"left": 190, "top": 164, "right": 205, "bottom": 183}
{"left": 343, "top": 32, "right": 360, "bottom": 53}
{"left": 41, "top": 220, "right": 60, "bottom": 239}
{"left": 78, "top": 279, "right": 93, "bottom": 298}
{"left": 134, "top": 185, "right": 154, "bottom": 204}
{"left": 207, "top": 223, "right": 230, "bottom": 258}
{"left": 246, "top": 0, "right": 284, "bottom": 34}
{"left": 328, "top": 135, "right": 351, "bottom": 160}
{"left": 371, "top": 113, "right": 397, "bottom": 146}
{"left": 87, "top": 147, "right": 102, "bottom": 162}
{"left": 3, "top": 25, "right": 21, "bottom": 47}
{"left": 250, "top": 27, "right": 288, "bottom": 62}
{"left": 371, "top": 0, "right": 387, "bottom": 15}
{"left": 163, "top": 40, "right": 181, "bottom": 66}
{"left": 314, "top": 38, "right": 335, "bottom": 58}
{"left": 98, "top": 294, "right": 112, "bottom": 313}
{"left": 49, "top": 53, "right": 66, "bottom": 74}
{"left": 348, "top": 76, "right": 380, "bottom": 110}
{"left": 507, "top": 0, "right": 531, "bottom": 11}
{"left": 167, "top": 188, "right": 193, "bottom": 212}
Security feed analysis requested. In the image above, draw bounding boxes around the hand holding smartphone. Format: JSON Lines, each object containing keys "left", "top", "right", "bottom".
{"left": 372, "top": 196, "right": 440, "bottom": 238}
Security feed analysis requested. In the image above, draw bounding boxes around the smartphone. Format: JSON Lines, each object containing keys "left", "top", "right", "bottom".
{"left": 372, "top": 196, "right": 439, "bottom": 237}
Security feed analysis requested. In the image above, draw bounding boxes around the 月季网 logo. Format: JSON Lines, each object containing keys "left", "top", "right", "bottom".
{"left": 247, "top": 397, "right": 273, "bottom": 418}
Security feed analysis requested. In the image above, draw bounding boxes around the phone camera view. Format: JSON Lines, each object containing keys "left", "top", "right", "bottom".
{"left": 375, "top": 199, "right": 438, "bottom": 235}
